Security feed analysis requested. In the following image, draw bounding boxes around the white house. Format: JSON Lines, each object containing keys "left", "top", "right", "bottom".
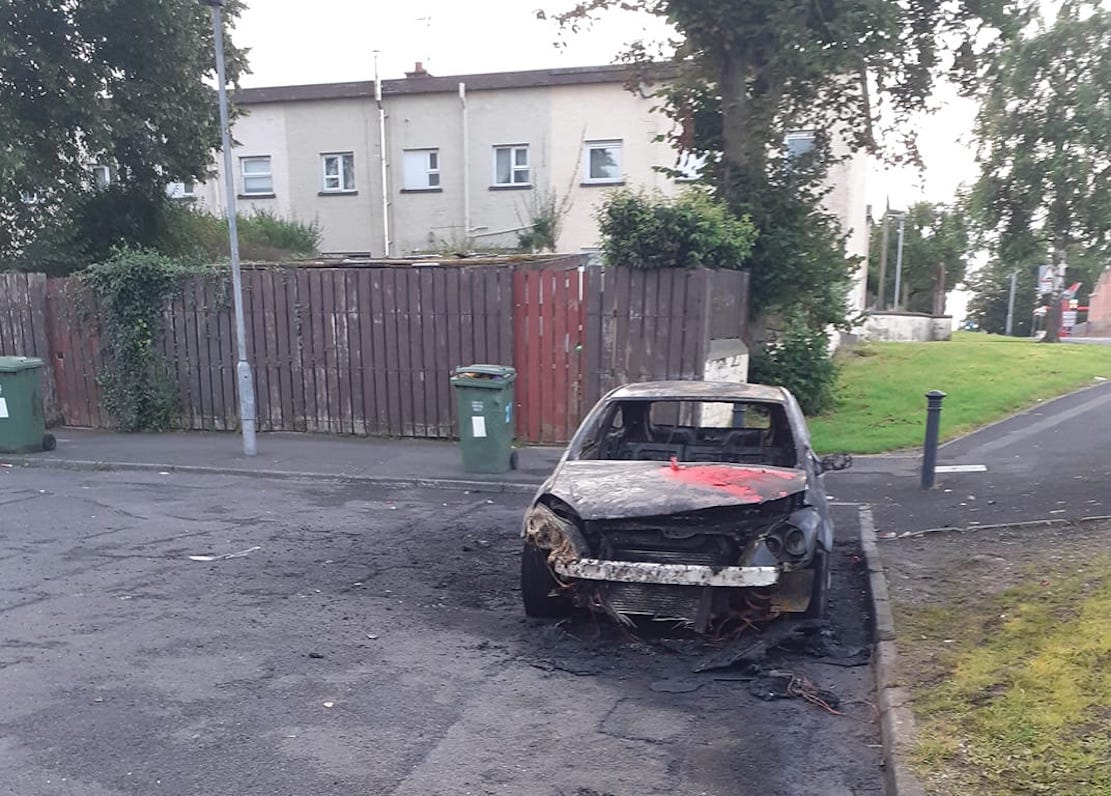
{"left": 182, "top": 63, "right": 869, "bottom": 312}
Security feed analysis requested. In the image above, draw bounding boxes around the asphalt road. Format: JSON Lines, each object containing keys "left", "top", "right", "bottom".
{"left": 0, "top": 468, "right": 881, "bottom": 796}
{"left": 833, "top": 380, "right": 1111, "bottom": 534}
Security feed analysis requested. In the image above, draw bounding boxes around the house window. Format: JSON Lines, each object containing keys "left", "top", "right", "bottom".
{"left": 493, "top": 145, "right": 529, "bottom": 186}
{"left": 166, "top": 181, "right": 196, "bottom": 199}
{"left": 583, "top": 140, "right": 623, "bottom": 184}
{"left": 402, "top": 149, "right": 440, "bottom": 190}
{"left": 785, "top": 131, "right": 816, "bottom": 160}
{"left": 90, "top": 165, "right": 111, "bottom": 189}
{"left": 321, "top": 152, "right": 356, "bottom": 192}
{"left": 240, "top": 156, "right": 273, "bottom": 195}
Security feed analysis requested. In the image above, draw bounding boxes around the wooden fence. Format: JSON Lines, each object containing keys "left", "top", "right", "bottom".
{"left": 0, "top": 263, "right": 748, "bottom": 444}
{"left": 0, "top": 272, "right": 60, "bottom": 424}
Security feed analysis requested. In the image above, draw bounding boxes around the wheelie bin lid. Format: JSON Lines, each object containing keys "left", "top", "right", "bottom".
{"left": 451, "top": 364, "right": 517, "bottom": 387}
{"left": 0, "top": 356, "right": 44, "bottom": 373}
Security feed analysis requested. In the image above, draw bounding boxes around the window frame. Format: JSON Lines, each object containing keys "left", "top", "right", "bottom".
{"left": 240, "top": 155, "right": 274, "bottom": 196}
{"left": 320, "top": 151, "right": 356, "bottom": 193}
{"left": 166, "top": 181, "right": 196, "bottom": 200}
{"left": 402, "top": 148, "right": 441, "bottom": 191}
{"left": 582, "top": 140, "right": 624, "bottom": 185}
{"left": 90, "top": 165, "right": 112, "bottom": 189}
{"left": 492, "top": 144, "right": 530, "bottom": 187}
{"left": 784, "top": 130, "right": 817, "bottom": 161}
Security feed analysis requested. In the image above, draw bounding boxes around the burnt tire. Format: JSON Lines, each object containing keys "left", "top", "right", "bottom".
{"left": 804, "top": 548, "right": 830, "bottom": 619}
{"left": 520, "top": 540, "right": 572, "bottom": 618}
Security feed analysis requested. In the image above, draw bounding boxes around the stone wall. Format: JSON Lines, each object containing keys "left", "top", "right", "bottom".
{"left": 857, "top": 312, "right": 952, "bottom": 343}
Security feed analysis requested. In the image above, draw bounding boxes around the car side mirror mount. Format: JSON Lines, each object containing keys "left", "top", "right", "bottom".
{"left": 819, "top": 453, "right": 853, "bottom": 473}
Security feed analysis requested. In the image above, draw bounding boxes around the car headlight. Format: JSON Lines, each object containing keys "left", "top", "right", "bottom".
{"left": 783, "top": 527, "right": 807, "bottom": 557}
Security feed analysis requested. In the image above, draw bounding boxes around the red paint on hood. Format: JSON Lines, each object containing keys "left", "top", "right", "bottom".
{"left": 662, "top": 463, "right": 802, "bottom": 503}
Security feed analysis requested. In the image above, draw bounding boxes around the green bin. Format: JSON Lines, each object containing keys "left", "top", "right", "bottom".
{"left": 0, "top": 356, "right": 55, "bottom": 454}
{"left": 451, "top": 364, "right": 517, "bottom": 474}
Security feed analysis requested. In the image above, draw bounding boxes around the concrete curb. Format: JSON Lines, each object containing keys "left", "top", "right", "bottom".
{"left": 859, "top": 504, "right": 928, "bottom": 796}
{"left": 881, "top": 514, "right": 1111, "bottom": 539}
{"left": 0, "top": 456, "right": 542, "bottom": 495}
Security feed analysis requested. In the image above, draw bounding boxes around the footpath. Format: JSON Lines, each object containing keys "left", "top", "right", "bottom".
{"left": 0, "top": 428, "right": 561, "bottom": 493}
{"left": 6, "top": 379, "right": 1110, "bottom": 529}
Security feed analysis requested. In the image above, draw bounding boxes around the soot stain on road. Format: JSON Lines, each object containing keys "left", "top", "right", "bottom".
{"left": 0, "top": 473, "right": 881, "bottom": 796}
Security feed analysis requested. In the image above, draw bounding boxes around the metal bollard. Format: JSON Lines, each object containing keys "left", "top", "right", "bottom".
{"left": 921, "top": 390, "right": 947, "bottom": 489}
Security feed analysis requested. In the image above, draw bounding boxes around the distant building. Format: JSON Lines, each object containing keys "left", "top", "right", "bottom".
{"left": 185, "top": 63, "right": 869, "bottom": 311}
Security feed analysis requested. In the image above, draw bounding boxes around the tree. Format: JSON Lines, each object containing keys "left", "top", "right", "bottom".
{"left": 868, "top": 202, "right": 971, "bottom": 315}
{"left": 970, "top": 1, "right": 1111, "bottom": 342}
{"left": 550, "top": 0, "right": 1025, "bottom": 330}
{"left": 967, "top": 244, "right": 1104, "bottom": 336}
{"left": 0, "top": 0, "right": 247, "bottom": 265}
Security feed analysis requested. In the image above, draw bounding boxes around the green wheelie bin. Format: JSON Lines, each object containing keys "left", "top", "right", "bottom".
{"left": 0, "top": 356, "right": 55, "bottom": 454}
{"left": 451, "top": 364, "right": 517, "bottom": 474}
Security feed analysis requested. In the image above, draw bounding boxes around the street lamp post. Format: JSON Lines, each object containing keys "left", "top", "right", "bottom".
{"left": 892, "top": 211, "right": 906, "bottom": 312}
{"left": 201, "top": 0, "right": 257, "bottom": 456}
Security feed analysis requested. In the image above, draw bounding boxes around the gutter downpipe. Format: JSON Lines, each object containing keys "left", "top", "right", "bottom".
{"left": 375, "top": 54, "right": 391, "bottom": 257}
{"left": 460, "top": 82, "right": 470, "bottom": 243}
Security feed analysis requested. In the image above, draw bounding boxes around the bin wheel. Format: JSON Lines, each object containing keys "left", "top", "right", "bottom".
{"left": 42, "top": 433, "right": 56, "bottom": 452}
{"left": 509, "top": 450, "right": 519, "bottom": 471}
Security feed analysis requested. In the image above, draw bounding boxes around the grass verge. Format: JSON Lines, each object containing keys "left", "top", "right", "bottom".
{"left": 809, "top": 333, "right": 1111, "bottom": 454}
{"left": 894, "top": 555, "right": 1111, "bottom": 795}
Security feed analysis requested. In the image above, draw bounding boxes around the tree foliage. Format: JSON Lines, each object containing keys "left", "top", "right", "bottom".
{"left": 970, "top": 1, "right": 1111, "bottom": 341}
{"left": 551, "top": 0, "right": 1026, "bottom": 328}
{"left": 0, "top": 0, "right": 247, "bottom": 262}
{"left": 83, "top": 249, "right": 222, "bottom": 431}
{"left": 868, "top": 202, "right": 971, "bottom": 314}
{"left": 597, "top": 188, "right": 757, "bottom": 270}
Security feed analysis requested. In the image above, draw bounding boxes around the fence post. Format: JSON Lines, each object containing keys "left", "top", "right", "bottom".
{"left": 921, "top": 389, "right": 947, "bottom": 489}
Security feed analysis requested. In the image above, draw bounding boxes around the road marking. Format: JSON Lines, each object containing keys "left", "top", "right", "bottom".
{"left": 934, "top": 464, "right": 987, "bottom": 473}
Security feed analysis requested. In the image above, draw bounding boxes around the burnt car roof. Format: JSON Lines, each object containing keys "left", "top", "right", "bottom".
{"left": 605, "top": 381, "right": 789, "bottom": 403}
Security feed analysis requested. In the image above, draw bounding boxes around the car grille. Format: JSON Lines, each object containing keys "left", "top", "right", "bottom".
{"left": 605, "top": 582, "right": 701, "bottom": 621}
{"left": 609, "top": 546, "right": 722, "bottom": 566}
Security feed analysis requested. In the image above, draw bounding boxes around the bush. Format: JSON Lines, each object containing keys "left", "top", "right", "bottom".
{"left": 596, "top": 188, "right": 757, "bottom": 270}
{"left": 164, "top": 205, "right": 322, "bottom": 263}
{"left": 2, "top": 187, "right": 321, "bottom": 275}
{"left": 748, "top": 313, "right": 838, "bottom": 416}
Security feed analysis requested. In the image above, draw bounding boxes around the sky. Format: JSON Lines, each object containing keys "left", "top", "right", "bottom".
{"left": 232, "top": 0, "right": 980, "bottom": 220}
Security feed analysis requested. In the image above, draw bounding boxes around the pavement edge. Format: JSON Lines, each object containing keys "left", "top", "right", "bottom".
{"left": 859, "top": 504, "right": 928, "bottom": 796}
{"left": 1, "top": 456, "right": 541, "bottom": 494}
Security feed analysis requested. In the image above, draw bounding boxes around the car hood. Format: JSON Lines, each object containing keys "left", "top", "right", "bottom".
{"left": 544, "top": 460, "right": 808, "bottom": 521}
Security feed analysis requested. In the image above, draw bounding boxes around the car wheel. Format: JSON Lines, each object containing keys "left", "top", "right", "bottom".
{"left": 803, "top": 548, "right": 830, "bottom": 619}
{"left": 520, "top": 540, "right": 573, "bottom": 618}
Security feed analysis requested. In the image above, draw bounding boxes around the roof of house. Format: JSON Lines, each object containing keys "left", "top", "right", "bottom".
{"left": 232, "top": 63, "right": 669, "bottom": 105}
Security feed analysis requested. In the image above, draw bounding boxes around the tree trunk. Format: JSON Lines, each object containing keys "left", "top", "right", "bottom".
{"left": 933, "top": 262, "right": 947, "bottom": 316}
{"left": 1043, "top": 240, "right": 1067, "bottom": 343}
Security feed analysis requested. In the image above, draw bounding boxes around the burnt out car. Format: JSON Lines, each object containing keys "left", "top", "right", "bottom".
{"left": 520, "top": 381, "right": 852, "bottom": 632}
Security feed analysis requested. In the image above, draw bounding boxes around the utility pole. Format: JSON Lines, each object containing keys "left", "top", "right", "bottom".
{"left": 893, "top": 212, "right": 906, "bottom": 311}
{"left": 877, "top": 210, "right": 890, "bottom": 310}
{"left": 1005, "top": 270, "right": 1018, "bottom": 336}
{"left": 202, "top": 0, "right": 257, "bottom": 456}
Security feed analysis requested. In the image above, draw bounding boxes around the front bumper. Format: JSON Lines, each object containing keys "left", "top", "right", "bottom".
{"left": 553, "top": 558, "right": 780, "bottom": 588}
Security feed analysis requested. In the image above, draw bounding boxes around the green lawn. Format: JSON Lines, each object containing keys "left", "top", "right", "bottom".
{"left": 808, "top": 333, "right": 1111, "bottom": 454}
{"left": 897, "top": 556, "right": 1111, "bottom": 796}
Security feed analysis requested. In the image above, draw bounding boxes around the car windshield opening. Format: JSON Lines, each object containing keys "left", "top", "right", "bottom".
{"left": 578, "top": 399, "right": 797, "bottom": 467}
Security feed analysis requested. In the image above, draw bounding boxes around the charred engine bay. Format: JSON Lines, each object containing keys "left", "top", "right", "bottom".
{"left": 585, "top": 498, "right": 799, "bottom": 566}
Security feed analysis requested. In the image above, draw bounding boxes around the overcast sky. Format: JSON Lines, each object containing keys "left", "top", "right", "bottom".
{"left": 231, "top": 0, "right": 979, "bottom": 215}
